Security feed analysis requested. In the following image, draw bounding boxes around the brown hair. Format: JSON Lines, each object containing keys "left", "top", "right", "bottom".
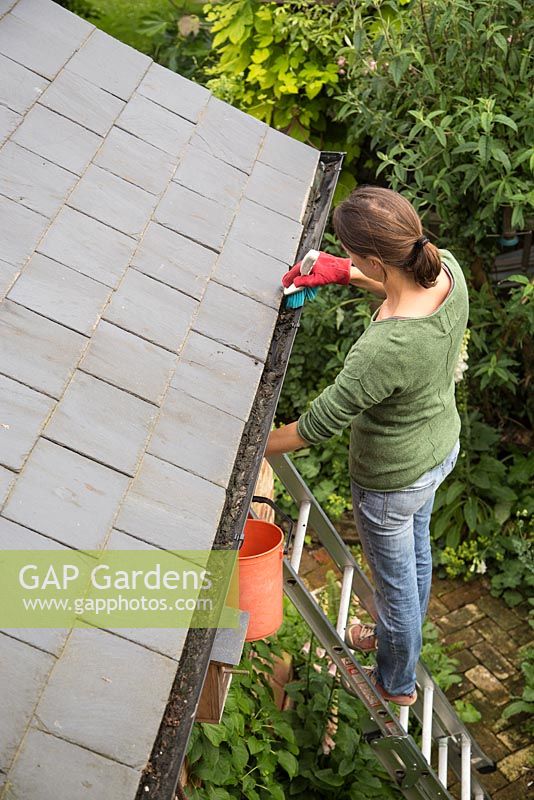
{"left": 332, "top": 185, "right": 442, "bottom": 289}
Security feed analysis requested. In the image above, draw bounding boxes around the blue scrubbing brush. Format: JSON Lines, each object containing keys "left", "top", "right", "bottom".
{"left": 283, "top": 249, "right": 321, "bottom": 309}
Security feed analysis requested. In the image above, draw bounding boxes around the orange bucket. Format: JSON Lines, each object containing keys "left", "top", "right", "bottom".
{"left": 238, "top": 496, "right": 293, "bottom": 642}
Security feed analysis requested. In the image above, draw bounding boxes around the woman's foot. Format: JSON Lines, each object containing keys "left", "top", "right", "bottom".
{"left": 341, "top": 665, "right": 417, "bottom": 706}
{"left": 344, "top": 619, "right": 378, "bottom": 652}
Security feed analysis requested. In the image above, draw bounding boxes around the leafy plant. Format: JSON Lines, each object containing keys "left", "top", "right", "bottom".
{"left": 334, "top": 0, "right": 534, "bottom": 248}
{"left": 202, "top": 0, "right": 348, "bottom": 139}
{"left": 184, "top": 594, "right": 404, "bottom": 799}
{"left": 501, "top": 645, "right": 534, "bottom": 736}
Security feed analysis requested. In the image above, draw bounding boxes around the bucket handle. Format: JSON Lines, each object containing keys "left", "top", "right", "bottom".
{"left": 247, "top": 495, "right": 294, "bottom": 556}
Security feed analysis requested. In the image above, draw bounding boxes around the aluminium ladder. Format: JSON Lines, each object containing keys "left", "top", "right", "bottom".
{"left": 263, "top": 452, "right": 495, "bottom": 800}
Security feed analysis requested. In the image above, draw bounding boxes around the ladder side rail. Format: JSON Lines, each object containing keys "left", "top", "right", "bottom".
{"left": 283, "top": 559, "right": 457, "bottom": 800}
{"left": 269, "top": 453, "right": 376, "bottom": 614}
{"left": 268, "top": 455, "right": 494, "bottom": 800}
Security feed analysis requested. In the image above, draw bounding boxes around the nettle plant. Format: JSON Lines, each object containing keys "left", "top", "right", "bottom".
{"left": 334, "top": 0, "right": 534, "bottom": 251}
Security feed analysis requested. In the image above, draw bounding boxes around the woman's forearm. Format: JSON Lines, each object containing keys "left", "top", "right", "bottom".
{"left": 349, "top": 266, "right": 386, "bottom": 298}
{"left": 265, "top": 421, "right": 310, "bottom": 456}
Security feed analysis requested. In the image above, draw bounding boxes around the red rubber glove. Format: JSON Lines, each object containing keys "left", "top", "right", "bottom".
{"left": 281, "top": 251, "right": 352, "bottom": 289}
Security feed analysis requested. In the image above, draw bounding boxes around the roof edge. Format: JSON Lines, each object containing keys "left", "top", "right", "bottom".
{"left": 136, "top": 150, "right": 346, "bottom": 800}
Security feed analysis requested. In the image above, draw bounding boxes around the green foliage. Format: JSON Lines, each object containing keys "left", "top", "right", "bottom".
{"left": 186, "top": 577, "right": 477, "bottom": 797}
{"left": 334, "top": 0, "right": 534, "bottom": 247}
{"left": 202, "top": 0, "right": 348, "bottom": 140}
{"left": 60, "top": 0, "right": 168, "bottom": 52}
{"left": 61, "top": 0, "right": 214, "bottom": 79}
{"left": 185, "top": 595, "right": 403, "bottom": 799}
{"left": 501, "top": 645, "right": 534, "bottom": 735}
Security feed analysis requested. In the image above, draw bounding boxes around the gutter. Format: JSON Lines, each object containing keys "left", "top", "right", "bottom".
{"left": 136, "top": 150, "right": 346, "bottom": 800}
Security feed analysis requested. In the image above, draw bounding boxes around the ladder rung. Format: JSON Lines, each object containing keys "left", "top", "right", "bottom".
{"left": 336, "top": 565, "right": 354, "bottom": 638}
{"left": 461, "top": 733, "right": 471, "bottom": 800}
{"left": 438, "top": 736, "right": 448, "bottom": 787}
{"left": 398, "top": 705, "right": 409, "bottom": 732}
{"left": 422, "top": 685, "right": 434, "bottom": 763}
{"left": 289, "top": 499, "right": 311, "bottom": 574}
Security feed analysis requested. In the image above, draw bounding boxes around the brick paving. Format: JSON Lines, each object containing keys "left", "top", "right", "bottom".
{"left": 297, "top": 544, "right": 534, "bottom": 799}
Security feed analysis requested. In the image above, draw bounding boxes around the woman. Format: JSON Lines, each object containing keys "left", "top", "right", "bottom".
{"left": 265, "top": 185, "right": 469, "bottom": 707}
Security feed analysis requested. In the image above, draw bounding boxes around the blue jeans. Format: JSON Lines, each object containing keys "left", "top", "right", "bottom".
{"left": 350, "top": 439, "right": 460, "bottom": 696}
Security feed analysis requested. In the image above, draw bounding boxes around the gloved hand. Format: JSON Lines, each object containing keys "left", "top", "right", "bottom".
{"left": 281, "top": 251, "right": 352, "bottom": 289}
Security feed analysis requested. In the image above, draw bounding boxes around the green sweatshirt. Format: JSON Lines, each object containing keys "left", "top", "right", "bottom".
{"left": 296, "top": 248, "right": 469, "bottom": 491}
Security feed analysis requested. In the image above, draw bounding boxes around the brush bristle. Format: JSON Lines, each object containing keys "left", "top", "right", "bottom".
{"left": 284, "top": 286, "right": 319, "bottom": 309}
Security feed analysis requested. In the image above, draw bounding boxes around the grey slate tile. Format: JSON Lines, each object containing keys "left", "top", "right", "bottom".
{"left": 97, "top": 528, "right": 190, "bottom": 661}
{"left": 0, "top": 374, "right": 55, "bottom": 471}
{"left": 189, "top": 95, "right": 267, "bottom": 174}
{"left": 114, "top": 453, "right": 225, "bottom": 552}
{"left": 0, "top": 633, "right": 55, "bottom": 773}
{"left": 68, "top": 164, "right": 156, "bottom": 238}
{"left": 38, "top": 206, "right": 136, "bottom": 288}
{"left": 131, "top": 222, "right": 215, "bottom": 300}
{"left": 103, "top": 269, "right": 197, "bottom": 352}
{"left": 244, "top": 160, "right": 312, "bottom": 222}
{"left": 0, "top": 54, "right": 48, "bottom": 113}
{"left": 0, "top": 195, "right": 48, "bottom": 269}
{"left": 137, "top": 61, "right": 210, "bottom": 123}
{"left": 34, "top": 626, "right": 176, "bottom": 769}
{"left": 192, "top": 280, "right": 278, "bottom": 363}
{"left": 7, "top": 253, "right": 111, "bottom": 336}
{"left": 0, "top": 259, "right": 18, "bottom": 299}
{"left": 148, "top": 387, "right": 244, "bottom": 488}
{"left": 12, "top": 0, "right": 93, "bottom": 41}
{"left": 258, "top": 125, "right": 320, "bottom": 182}
{"left": 80, "top": 320, "right": 176, "bottom": 406}
{"left": 116, "top": 92, "right": 194, "bottom": 157}
{"left": 2, "top": 438, "right": 129, "bottom": 550}
{"left": 7, "top": 728, "right": 143, "bottom": 800}
{"left": 44, "top": 370, "right": 158, "bottom": 477}
{"left": 0, "top": 0, "right": 17, "bottom": 15}
{"left": 0, "top": 301, "right": 86, "bottom": 398}
{"left": 171, "top": 330, "right": 263, "bottom": 421}
{"left": 0, "top": 466, "right": 14, "bottom": 507}
{"left": 0, "top": 12, "right": 84, "bottom": 79}
{"left": 67, "top": 27, "right": 150, "bottom": 101}
{"left": 212, "top": 236, "right": 287, "bottom": 310}
{"left": 39, "top": 68, "right": 124, "bottom": 136}
{"left": 12, "top": 104, "right": 101, "bottom": 175}
{"left": 173, "top": 144, "right": 247, "bottom": 209}
{"left": 228, "top": 197, "right": 303, "bottom": 264}
{"left": 0, "top": 518, "right": 71, "bottom": 657}
{"left": 94, "top": 125, "right": 176, "bottom": 195}
{"left": 0, "top": 141, "right": 78, "bottom": 218}
{"left": 155, "top": 182, "right": 233, "bottom": 252}
{"left": 0, "top": 103, "right": 20, "bottom": 144}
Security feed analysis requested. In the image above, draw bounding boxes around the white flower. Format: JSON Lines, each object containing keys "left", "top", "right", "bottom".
{"left": 301, "top": 641, "right": 311, "bottom": 655}
{"left": 476, "top": 559, "right": 487, "bottom": 574}
{"left": 454, "top": 329, "right": 471, "bottom": 383}
{"left": 316, "top": 646, "right": 326, "bottom": 659}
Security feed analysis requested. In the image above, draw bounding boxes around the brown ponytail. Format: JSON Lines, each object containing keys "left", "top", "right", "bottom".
{"left": 332, "top": 185, "right": 442, "bottom": 289}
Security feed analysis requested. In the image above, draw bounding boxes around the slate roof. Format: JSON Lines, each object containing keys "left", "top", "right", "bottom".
{"left": 0, "top": 0, "right": 321, "bottom": 797}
